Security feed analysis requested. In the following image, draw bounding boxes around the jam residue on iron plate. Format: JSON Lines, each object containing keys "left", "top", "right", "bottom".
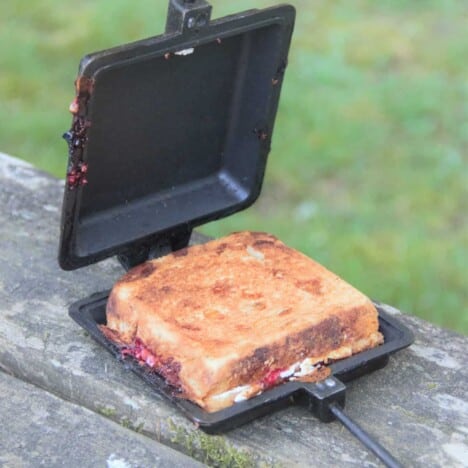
{"left": 63, "top": 76, "right": 94, "bottom": 189}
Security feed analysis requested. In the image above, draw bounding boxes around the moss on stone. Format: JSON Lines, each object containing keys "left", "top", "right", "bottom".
{"left": 98, "top": 406, "right": 116, "bottom": 417}
{"left": 168, "top": 419, "right": 259, "bottom": 467}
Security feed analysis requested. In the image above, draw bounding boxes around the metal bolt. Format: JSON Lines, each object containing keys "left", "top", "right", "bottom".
{"left": 187, "top": 17, "right": 196, "bottom": 28}
{"left": 187, "top": 13, "right": 207, "bottom": 29}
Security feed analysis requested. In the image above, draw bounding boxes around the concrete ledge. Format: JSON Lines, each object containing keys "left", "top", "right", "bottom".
{"left": 0, "top": 371, "right": 203, "bottom": 468}
{"left": 0, "top": 153, "right": 467, "bottom": 467}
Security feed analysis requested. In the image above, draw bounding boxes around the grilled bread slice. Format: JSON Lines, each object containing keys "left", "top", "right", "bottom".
{"left": 102, "top": 231, "right": 383, "bottom": 412}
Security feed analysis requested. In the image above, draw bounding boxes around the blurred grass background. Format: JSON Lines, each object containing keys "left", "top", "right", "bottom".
{"left": 0, "top": 0, "right": 466, "bottom": 334}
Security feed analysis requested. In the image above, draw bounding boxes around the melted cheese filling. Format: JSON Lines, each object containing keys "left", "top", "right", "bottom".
{"left": 211, "top": 357, "right": 321, "bottom": 403}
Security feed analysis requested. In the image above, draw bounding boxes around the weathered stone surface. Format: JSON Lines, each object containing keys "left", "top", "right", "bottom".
{"left": 0, "top": 152, "right": 467, "bottom": 467}
{"left": 0, "top": 371, "right": 204, "bottom": 468}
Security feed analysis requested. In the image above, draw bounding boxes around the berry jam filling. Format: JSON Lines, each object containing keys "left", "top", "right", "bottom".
{"left": 119, "top": 337, "right": 181, "bottom": 389}
{"left": 121, "top": 338, "right": 159, "bottom": 368}
{"left": 261, "top": 368, "right": 286, "bottom": 389}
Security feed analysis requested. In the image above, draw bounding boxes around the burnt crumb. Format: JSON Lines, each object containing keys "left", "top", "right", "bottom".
{"left": 253, "top": 127, "right": 268, "bottom": 141}
{"left": 173, "top": 247, "right": 188, "bottom": 257}
{"left": 64, "top": 74, "right": 94, "bottom": 190}
{"left": 272, "top": 59, "right": 288, "bottom": 86}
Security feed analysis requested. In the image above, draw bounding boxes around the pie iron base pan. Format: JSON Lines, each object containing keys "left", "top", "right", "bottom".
{"left": 70, "top": 292, "right": 413, "bottom": 433}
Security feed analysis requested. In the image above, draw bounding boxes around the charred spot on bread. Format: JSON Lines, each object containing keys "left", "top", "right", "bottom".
{"left": 295, "top": 278, "right": 323, "bottom": 295}
{"left": 173, "top": 247, "right": 189, "bottom": 257}
{"left": 216, "top": 243, "right": 228, "bottom": 255}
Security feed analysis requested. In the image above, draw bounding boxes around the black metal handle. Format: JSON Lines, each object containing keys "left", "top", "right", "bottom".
{"left": 329, "top": 402, "right": 403, "bottom": 468}
{"left": 300, "top": 376, "right": 346, "bottom": 422}
{"left": 303, "top": 376, "right": 402, "bottom": 468}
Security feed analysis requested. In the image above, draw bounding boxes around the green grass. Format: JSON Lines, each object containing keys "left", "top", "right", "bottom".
{"left": 1, "top": 0, "right": 466, "bottom": 334}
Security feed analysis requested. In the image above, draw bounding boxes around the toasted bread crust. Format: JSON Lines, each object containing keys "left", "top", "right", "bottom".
{"left": 105, "top": 231, "right": 383, "bottom": 411}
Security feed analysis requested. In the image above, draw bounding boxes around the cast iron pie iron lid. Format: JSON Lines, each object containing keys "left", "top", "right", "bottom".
{"left": 58, "top": 0, "right": 296, "bottom": 271}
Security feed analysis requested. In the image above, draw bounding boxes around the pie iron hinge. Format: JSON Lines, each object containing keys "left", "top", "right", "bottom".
{"left": 117, "top": 227, "right": 192, "bottom": 271}
{"left": 166, "top": 0, "right": 212, "bottom": 35}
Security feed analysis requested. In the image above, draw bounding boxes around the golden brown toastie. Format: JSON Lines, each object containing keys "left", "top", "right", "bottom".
{"left": 101, "top": 231, "right": 383, "bottom": 412}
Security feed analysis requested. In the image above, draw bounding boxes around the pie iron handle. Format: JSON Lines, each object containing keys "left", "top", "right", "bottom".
{"left": 301, "top": 376, "right": 403, "bottom": 468}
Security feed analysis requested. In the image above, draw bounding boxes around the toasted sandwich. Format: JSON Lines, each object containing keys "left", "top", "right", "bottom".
{"left": 101, "top": 231, "right": 383, "bottom": 412}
